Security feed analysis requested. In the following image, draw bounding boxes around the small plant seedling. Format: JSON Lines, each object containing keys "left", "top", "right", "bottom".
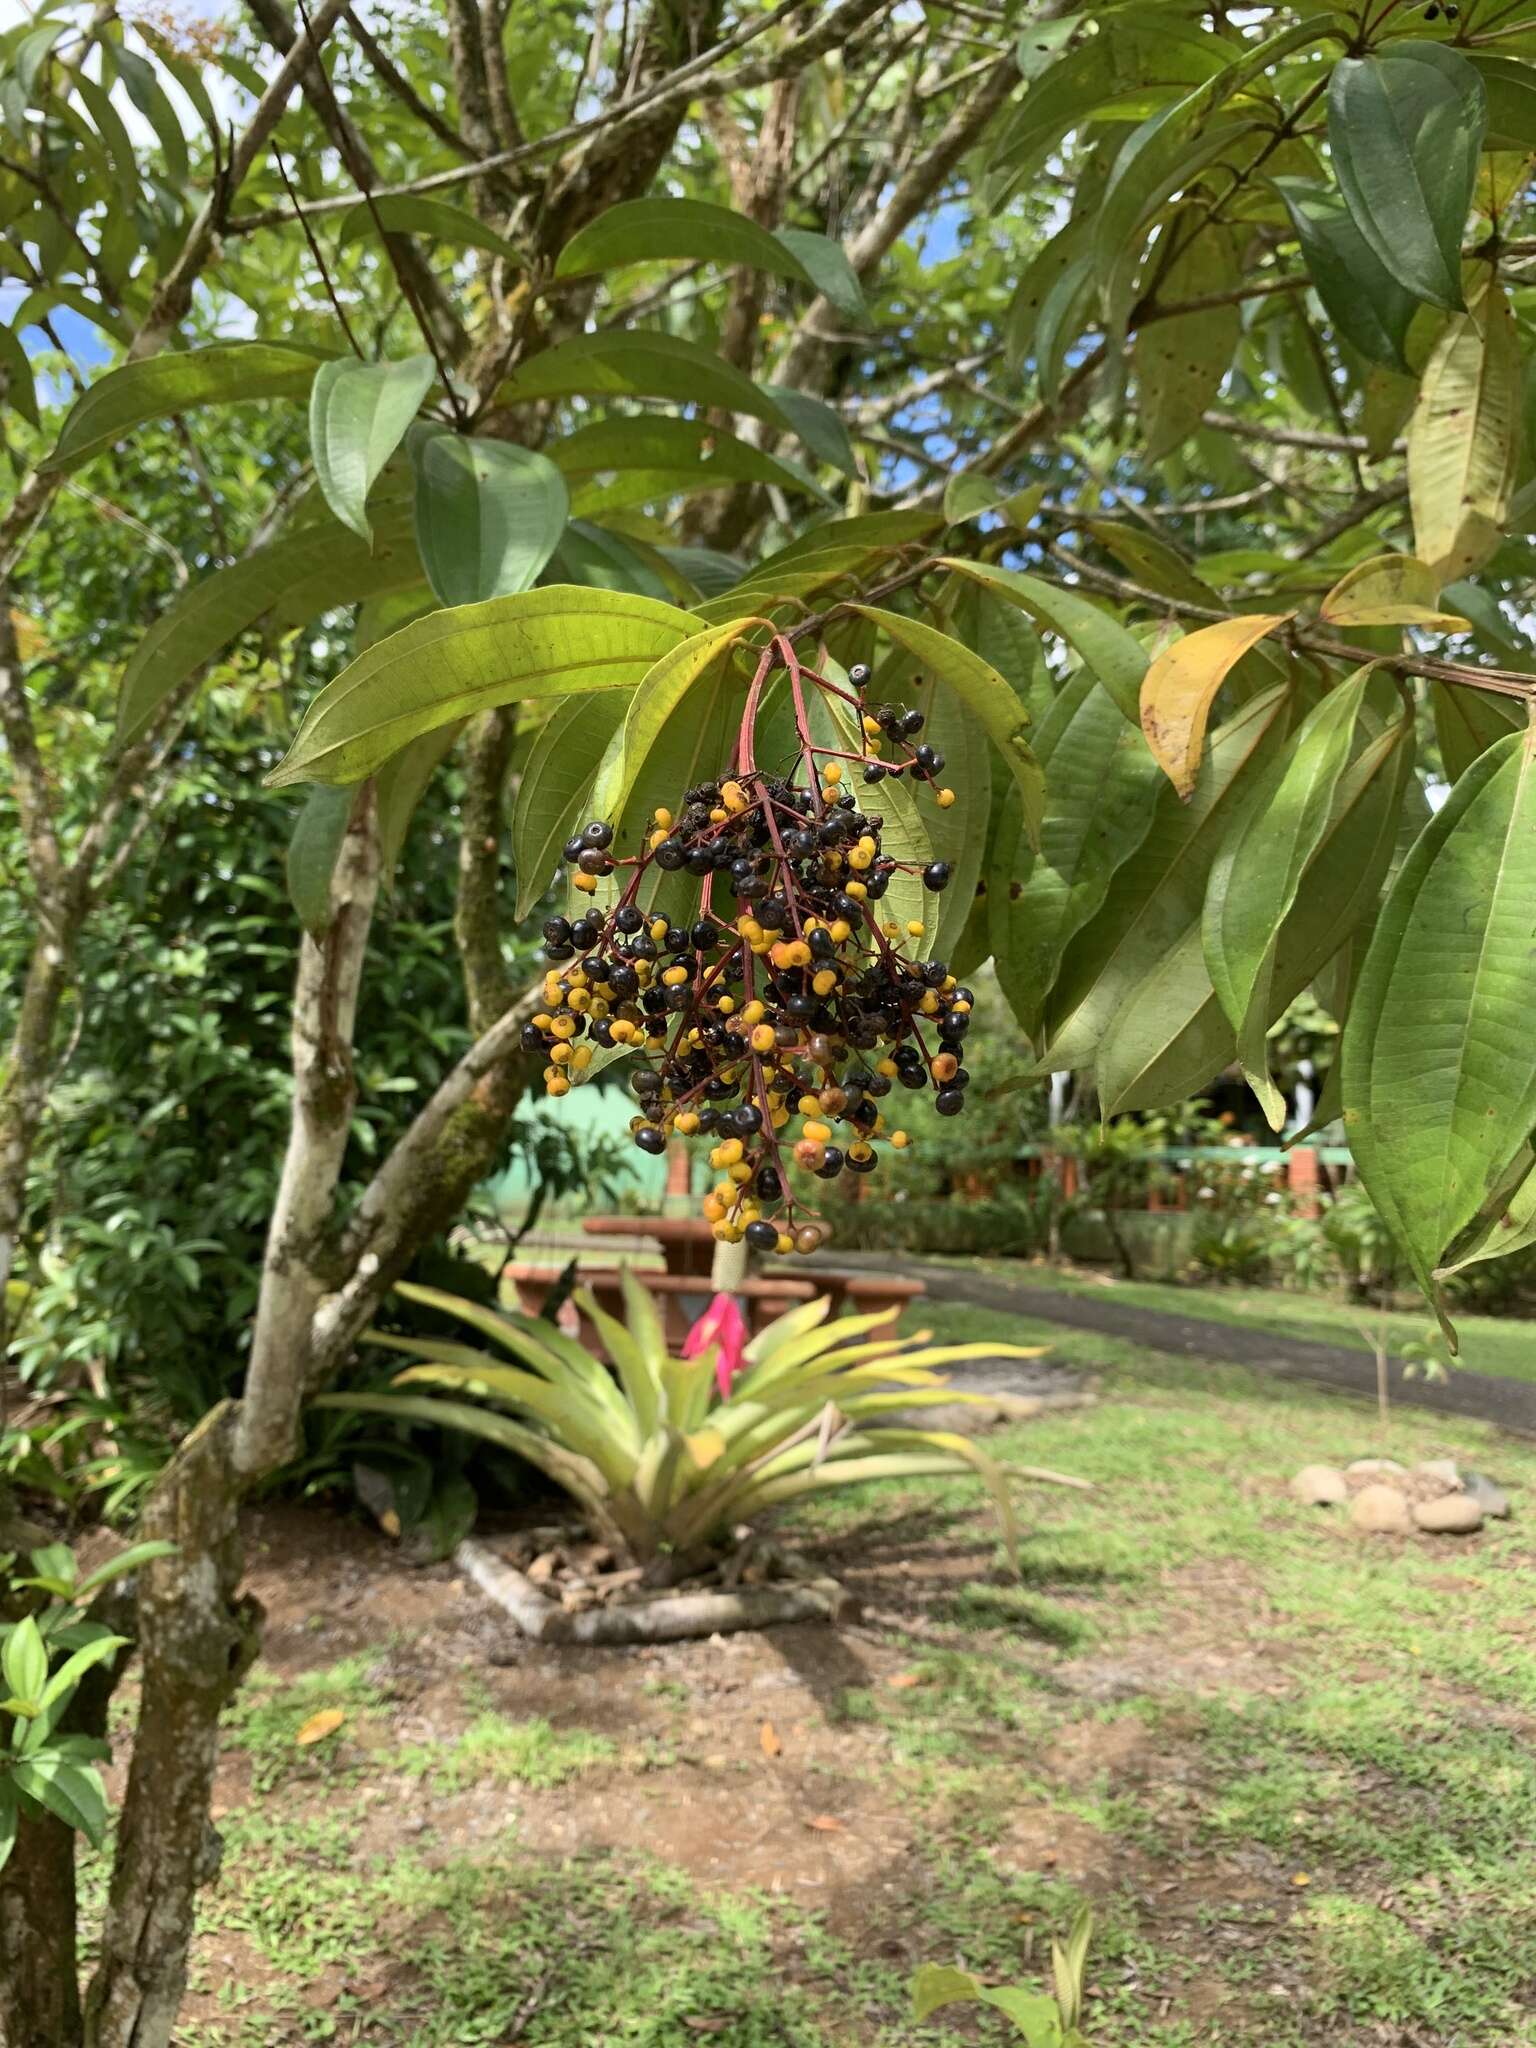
{"left": 913, "top": 1903, "right": 1093, "bottom": 2046}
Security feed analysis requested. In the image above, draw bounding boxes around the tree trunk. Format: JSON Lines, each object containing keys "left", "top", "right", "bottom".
{"left": 0, "top": 1811, "right": 82, "bottom": 2048}
{"left": 83, "top": 1407, "right": 260, "bottom": 2048}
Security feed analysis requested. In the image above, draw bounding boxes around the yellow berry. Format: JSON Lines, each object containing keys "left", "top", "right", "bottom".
{"left": 829, "top": 919, "right": 851, "bottom": 943}
{"left": 824, "top": 761, "right": 843, "bottom": 785}
{"left": 653, "top": 806, "right": 674, "bottom": 830}
{"left": 550, "top": 1042, "right": 572, "bottom": 1065}
{"left": 549, "top": 1015, "right": 577, "bottom": 1040}
{"left": 847, "top": 845, "right": 872, "bottom": 871}
{"left": 936, "top": 787, "right": 956, "bottom": 808}
{"left": 750, "top": 1023, "right": 776, "bottom": 1054}
{"left": 877, "top": 1058, "right": 898, "bottom": 1077}
{"left": 776, "top": 1233, "right": 794, "bottom": 1255}
{"left": 533, "top": 1012, "right": 552, "bottom": 1032}
{"left": 812, "top": 969, "right": 838, "bottom": 997}
{"left": 741, "top": 999, "right": 765, "bottom": 1026}
{"left": 710, "top": 806, "right": 728, "bottom": 824}
{"left": 891, "top": 1129, "right": 910, "bottom": 1149}
{"left": 862, "top": 715, "right": 882, "bottom": 738}
{"left": 846, "top": 880, "right": 868, "bottom": 901}
{"left": 798, "top": 1094, "right": 821, "bottom": 1115}
{"left": 572, "top": 1045, "right": 593, "bottom": 1070}
{"left": 717, "top": 993, "right": 735, "bottom": 1016}
{"left": 803, "top": 1119, "right": 832, "bottom": 1143}
{"left": 677, "top": 1111, "right": 700, "bottom": 1135}
{"left": 574, "top": 872, "right": 598, "bottom": 894}
{"left": 546, "top": 1075, "right": 571, "bottom": 1097}
{"left": 649, "top": 828, "right": 668, "bottom": 851}
{"left": 907, "top": 920, "right": 925, "bottom": 938}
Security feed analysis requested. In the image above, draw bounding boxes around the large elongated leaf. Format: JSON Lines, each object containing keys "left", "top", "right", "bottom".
{"left": 1408, "top": 267, "right": 1521, "bottom": 583}
{"left": 1040, "top": 684, "right": 1292, "bottom": 1071}
{"left": 1139, "top": 613, "right": 1292, "bottom": 797}
{"left": 1276, "top": 179, "right": 1418, "bottom": 373}
{"left": 286, "top": 785, "right": 355, "bottom": 939}
{"left": 11, "top": 1753, "right": 108, "bottom": 1845}
{"left": 1203, "top": 669, "right": 1372, "bottom": 1126}
{"left": 993, "top": 669, "right": 1163, "bottom": 1037}
{"left": 376, "top": 721, "right": 464, "bottom": 875}
{"left": 549, "top": 416, "right": 824, "bottom": 504}
{"left": 511, "top": 692, "right": 629, "bottom": 919}
{"left": 42, "top": 342, "right": 331, "bottom": 473}
{"left": 591, "top": 621, "right": 753, "bottom": 825}
{"left": 1431, "top": 680, "right": 1524, "bottom": 784}
{"left": 1133, "top": 221, "right": 1241, "bottom": 461}
{"left": 940, "top": 558, "right": 1146, "bottom": 723}
{"left": 555, "top": 199, "right": 864, "bottom": 320}
{"left": 1097, "top": 712, "right": 1412, "bottom": 1114}
{"left": 309, "top": 354, "right": 435, "bottom": 544}
{"left": 500, "top": 331, "right": 795, "bottom": 434}
{"left": 336, "top": 193, "right": 521, "bottom": 262}
{"left": 1328, "top": 42, "right": 1487, "bottom": 311}
{"left": 117, "top": 508, "right": 422, "bottom": 742}
{"left": 1342, "top": 724, "right": 1536, "bottom": 1316}
{"left": 760, "top": 385, "right": 858, "bottom": 475}
{"left": 412, "top": 433, "right": 568, "bottom": 607}
{"left": 848, "top": 605, "right": 1042, "bottom": 849}
{"left": 267, "top": 587, "right": 700, "bottom": 787}
{"left": 1320, "top": 554, "right": 1467, "bottom": 630}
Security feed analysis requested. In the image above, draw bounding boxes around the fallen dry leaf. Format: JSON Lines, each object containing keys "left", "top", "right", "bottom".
{"left": 759, "top": 1719, "right": 782, "bottom": 1758}
{"left": 806, "top": 1815, "right": 845, "bottom": 1832}
{"left": 295, "top": 1708, "right": 345, "bottom": 1747}
{"left": 887, "top": 1670, "right": 926, "bottom": 1690}
{"left": 1291, "top": 1873, "right": 1311, "bottom": 1888}
{"left": 379, "top": 1510, "right": 402, "bottom": 1540}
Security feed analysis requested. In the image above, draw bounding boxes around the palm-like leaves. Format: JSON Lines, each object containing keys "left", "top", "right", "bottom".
{"left": 314, "top": 1276, "right": 1056, "bottom": 1565}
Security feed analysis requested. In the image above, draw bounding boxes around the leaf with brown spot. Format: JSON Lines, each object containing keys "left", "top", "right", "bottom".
{"left": 1139, "top": 613, "right": 1292, "bottom": 798}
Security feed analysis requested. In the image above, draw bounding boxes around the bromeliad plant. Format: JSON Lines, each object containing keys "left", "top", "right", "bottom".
{"left": 0, "top": 1538, "right": 173, "bottom": 1870}
{"left": 316, "top": 1274, "right": 1054, "bottom": 1572}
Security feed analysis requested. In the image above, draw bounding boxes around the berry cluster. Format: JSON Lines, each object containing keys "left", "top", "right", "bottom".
{"left": 522, "top": 638, "right": 977, "bottom": 1254}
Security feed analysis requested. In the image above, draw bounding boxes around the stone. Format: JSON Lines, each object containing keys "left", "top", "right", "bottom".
{"left": 1462, "top": 1469, "right": 1512, "bottom": 1519}
{"left": 1412, "top": 1493, "right": 1484, "bottom": 1535}
{"left": 1350, "top": 1483, "right": 1415, "bottom": 1535}
{"left": 1291, "top": 1464, "right": 1348, "bottom": 1506}
{"left": 1415, "top": 1458, "right": 1461, "bottom": 1489}
{"left": 1346, "top": 1458, "right": 1406, "bottom": 1479}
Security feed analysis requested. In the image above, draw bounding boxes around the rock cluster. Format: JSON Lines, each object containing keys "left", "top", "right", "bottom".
{"left": 1289, "top": 1457, "right": 1510, "bottom": 1535}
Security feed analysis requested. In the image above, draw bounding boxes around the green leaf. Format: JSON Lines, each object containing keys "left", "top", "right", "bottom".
{"left": 848, "top": 606, "right": 1043, "bottom": 849}
{"left": 1203, "top": 669, "right": 1372, "bottom": 1127}
{"left": 267, "top": 587, "right": 699, "bottom": 787}
{"left": 912, "top": 1964, "right": 985, "bottom": 2021}
{"left": 1081, "top": 522, "right": 1220, "bottom": 611}
{"left": 1342, "top": 723, "right": 1536, "bottom": 1317}
{"left": 1320, "top": 554, "right": 1468, "bottom": 630}
{"left": 1466, "top": 50, "right": 1536, "bottom": 151}
{"left": 286, "top": 786, "right": 355, "bottom": 938}
{"left": 993, "top": 669, "right": 1163, "bottom": 1037}
{"left": 1041, "top": 684, "right": 1292, "bottom": 1070}
{"left": 0, "top": 318, "right": 37, "bottom": 427}
{"left": 41, "top": 342, "right": 331, "bottom": 473}
{"left": 1, "top": 1615, "right": 46, "bottom": 1709}
{"left": 511, "top": 692, "right": 629, "bottom": 920}
{"left": 500, "top": 331, "right": 795, "bottom": 435}
{"left": 336, "top": 193, "right": 521, "bottom": 263}
{"left": 1328, "top": 42, "right": 1487, "bottom": 312}
{"left": 1408, "top": 267, "right": 1521, "bottom": 583}
{"left": 591, "top": 622, "right": 752, "bottom": 826}
{"left": 547, "top": 519, "right": 674, "bottom": 601}
{"left": 38, "top": 1633, "right": 129, "bottom": 1714}
{"left": 117, "top": 506, "right": 422, "bottom": 742}
{"left": 979, "top": 1986, "right": 1062, "bottom": 2044}
{"left": 72, "top": 1539, "right": 177, "bottom": 1597}
{"left": 775, "top": 228, "right": 866, "bottom": 322}
{"left": 1133, "top": 220, "right": 1241, "bottom": 460}
{"left": 0, "top": 1783, "right": 15, "bottom": 1874}
{"left": 309, "top": 355, "right": 435, "bottom": 544}
{"left": 376, "top": 722, "right": 463, "bottom": 876}
{"left": 944, "top": 472, "right": 1006, "bottom": 525}
{"left": 1276, "top": 179, "right": 1418, "bottom": 373}
{"left": 11, "top": 1751, "right": 109, "bottom": 1845}
{"left": 760, "top": 385, "right": 858, "bottom": 476}
{"left": 939, "top": 559, "right": 1146, "bottom": 723}
{"left": 550, "top": 416, "right": 826, "bottom": 502}
{"left": 1431, "top": 680, "right": 1524, "bottom": 784}
{"left": 555, "top": 200, "right": 865, "bottom": 320}
{"left": 411, "top": 433, "right": 568, "bottom": 608}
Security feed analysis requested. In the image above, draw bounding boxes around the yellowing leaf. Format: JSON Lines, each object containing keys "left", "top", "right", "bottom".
{"left": 806, "top": 1814, "right": 846, "bottom": 1832}
{"left": 759, "top": 1720, "right": 783, "bottom": 1758}
{"left": 1319, "top": 553, "right": 1469, "bottom": 630}
{"left": 1291, "top": 1872, "right": 1312, "bottom": 1887}
{"left": 295, "top": 1708, "right": 345, "bottom": 1746}
{"left": 887, "top": 1670, "right": 927, "bottom": 1690}
{"left": 1409, "top": 267, "right": 1521, "bottom": 583}
{"left": 1139, "top": 614, "right": 1292, "bottom": 799}
{"left": 684, "top": 1427, "right": 726, "bottom": 1471}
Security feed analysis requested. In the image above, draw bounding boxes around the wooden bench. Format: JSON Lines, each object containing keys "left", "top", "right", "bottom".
{"left": 504, "top": 1260, "right": 817, "bottom": 1347}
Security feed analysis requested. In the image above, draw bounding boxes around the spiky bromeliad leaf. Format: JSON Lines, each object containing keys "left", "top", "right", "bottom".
{"left": 1342, "top": 722, "right": 1536, "bottom": 1330}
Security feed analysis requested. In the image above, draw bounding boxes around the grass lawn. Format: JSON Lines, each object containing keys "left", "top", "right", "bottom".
{"left": 133, "top": 1304, "right": 1536, "bottom": 2046}
{"left": 948, "top": 1257, "right": 1536, "bottom": 1386}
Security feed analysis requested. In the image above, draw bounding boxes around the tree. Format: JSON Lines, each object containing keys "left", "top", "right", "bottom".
{"left": 5, "top": 0, "right": 1536, "bottom": 2041}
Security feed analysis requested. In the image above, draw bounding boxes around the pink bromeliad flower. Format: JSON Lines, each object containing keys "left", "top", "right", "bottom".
{"left": 682, "top": 1292, "right": 748, "bottom": 1398}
